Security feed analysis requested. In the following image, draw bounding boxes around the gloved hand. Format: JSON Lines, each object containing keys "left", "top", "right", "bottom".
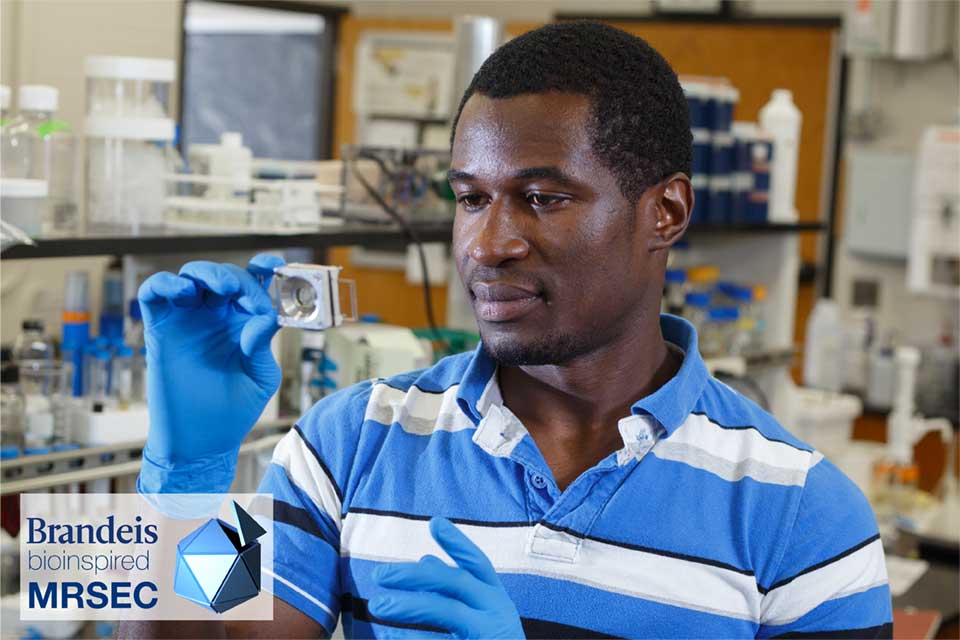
{"left": 369, "top": 517, "right": 525, "bottom": 639}
{"left": 137, "top": 254, "right": 285, "bottom": 501}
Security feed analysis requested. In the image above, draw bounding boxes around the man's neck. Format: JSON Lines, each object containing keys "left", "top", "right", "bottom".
{"left": 497, "top": 311, "right": 682, "bottom": 488}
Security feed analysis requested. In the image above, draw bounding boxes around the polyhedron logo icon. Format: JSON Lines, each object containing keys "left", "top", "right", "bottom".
{"left": 173, "top": 501, "right": 267, "bottom": 613}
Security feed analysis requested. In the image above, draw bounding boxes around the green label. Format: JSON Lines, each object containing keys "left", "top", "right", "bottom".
{"left": 35, "top": 119, "right": 70, "bottom": 138}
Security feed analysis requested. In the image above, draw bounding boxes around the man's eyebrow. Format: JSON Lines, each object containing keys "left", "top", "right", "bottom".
{"left": 447, "top": 169, "right": 476, "bottom": 182}
{"left": 447, "top": 166, "right": 578, "bottom": 185}
{"left": 512, "top": 166, "right": 576, "bottom": 185}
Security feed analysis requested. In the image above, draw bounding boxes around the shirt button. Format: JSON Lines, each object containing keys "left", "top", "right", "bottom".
{"left": 530, "top": 473, "right": 548, "bottom": 490}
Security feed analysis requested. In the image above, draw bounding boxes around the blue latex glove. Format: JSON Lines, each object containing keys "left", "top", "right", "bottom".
{"left": 136, "top": 254, "right": 285, "bottom": 502}
{"left": 369, "top": 517, "right": 525, "bottom": 639}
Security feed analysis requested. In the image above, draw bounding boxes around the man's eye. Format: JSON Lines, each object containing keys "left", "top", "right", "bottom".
{"left": 526, "top": 193, "right": 566, "bottom": 208}
{"left": 457, "top": 194, "right": 488, "bottom": 210}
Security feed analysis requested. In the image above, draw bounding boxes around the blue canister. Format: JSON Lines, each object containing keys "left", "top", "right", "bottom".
{"left": 24, "top": 446, "right": 51, "bottom": 456}
{"left": 749, "top": 133, "right": 774, "bottom": 223}
{"left": 683, "top": 81, "right": 711, "bottom": 130}
{"left": 685, "top": 291, "right": 711, "bottom": 307}
{"left": 707, "top": 306, "right": 740, "bottom": 323}
{"left": 717, "top": 282, "right": 754, "bottom": 305}
{"left": 711, "top": 85, "right": 739, "bottom": 134}
{"left": 711, "top": 132, "right": 734, "bottom": 177}
{"left": 691, "top": 174, "right": 709, "bottom": 224}
{"left": 692, "top": 128, "right": 712, "bottom": 176}
{"left": 731, "top": 122, "right": 757, "bottom": 222}
{"left": 748, "top": 191, "right": 770, "bottom": 224}
{"left": 708, "top": 176, "right": 733, "bottom": 224}
{"left": 708, "top": 132, "right": 734, "bottom": 223}
{"left": 62, "top": 322, "right": 90, "bottom": 397}
{"left": 0, "top": 446, "right": 20, "bottom": 460}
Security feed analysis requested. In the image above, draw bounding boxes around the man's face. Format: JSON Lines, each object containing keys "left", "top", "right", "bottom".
{"left": 450, "top": 92, "right": 663, "bottom": 366}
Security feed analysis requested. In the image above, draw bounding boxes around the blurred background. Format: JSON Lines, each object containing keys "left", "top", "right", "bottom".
{"left": 0, "top": 1, "right": 958, "bottom": 637}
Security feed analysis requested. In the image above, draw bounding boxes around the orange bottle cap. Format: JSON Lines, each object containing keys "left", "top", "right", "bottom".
{"left": 687, "top": 266, "right": 720, "bottom": 284}
{"left": 897, "top": 466, "right": 919, "bottom": 483}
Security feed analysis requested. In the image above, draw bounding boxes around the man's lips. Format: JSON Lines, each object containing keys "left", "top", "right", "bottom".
{"left": 470, "top": 282, "right": 543, "bottom": 322}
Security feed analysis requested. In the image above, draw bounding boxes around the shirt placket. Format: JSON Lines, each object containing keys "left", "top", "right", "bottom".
{"left": 526, "top": 414, "right": 663, "bottom": 563}
{"left": 474, "top": 406, "right": 664, "bottom": 564}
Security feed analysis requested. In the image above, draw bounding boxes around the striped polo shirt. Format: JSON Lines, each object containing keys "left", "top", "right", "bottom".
{"left": 259, "top": 315, "right": 892, "bottom": 638}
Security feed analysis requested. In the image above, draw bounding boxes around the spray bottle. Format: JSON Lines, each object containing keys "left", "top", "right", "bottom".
{"left": 885, "top": 347, "right": 922, "bottom": 530}
{"left": 874, "top": 347, "right": 955, "bottom": 535}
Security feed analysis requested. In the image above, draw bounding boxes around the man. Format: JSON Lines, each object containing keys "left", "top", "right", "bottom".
{"left": 125, "top": 21, "right": 892, "bottom": 639}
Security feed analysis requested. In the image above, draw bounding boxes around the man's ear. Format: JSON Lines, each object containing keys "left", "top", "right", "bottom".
{"left": 646, "top": 173, "right": 694, "bottom": 251}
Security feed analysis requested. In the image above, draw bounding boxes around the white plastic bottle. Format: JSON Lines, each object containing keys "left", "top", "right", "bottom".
{"left": 759, "top": 89, "right": 802, "bottom": 223}
{"left": 842, "top": 309, "right": 875, "bottom": 394}
{"left": 84, "top": 56, "right": 177, "bottom": 232}
{"left": 187, "top": 131, "right": 252, "bottom": 226}
{"left": 867, "top": 342, "right": 898, "bottom": 411}
{"left": 188, "top": 132, "right": 252, "bottom": 197}
{"left": 803, "top": 299, "right": 845, "bottom": 392}
{"left": 219, "top": 132, "right": 252, "bottom": 202}
{"left": 1, "top": 85, "right": 59, "bottom": 179}
{"left": 0, "top": 85, "right": 78, "bottom": 232}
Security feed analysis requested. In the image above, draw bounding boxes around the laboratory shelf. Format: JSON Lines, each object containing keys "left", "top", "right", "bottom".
{"left": 687, "top": 221, "right": 825, "bottom": 234}
{"left": 0, "top": 221, "right": 456, "bottom": 259}
{"left": 365, "top": 113, "right": 449, "bottom": 124}
{"left": 1, "top": 220, "right": 825, "bottom": 259}
{"left": 0, "top": 416, "right": 294, "bottom": 495}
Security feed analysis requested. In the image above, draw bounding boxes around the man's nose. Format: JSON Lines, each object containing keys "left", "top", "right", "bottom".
{"left": 466, "top": 201, "right": 530, "bottom": 267}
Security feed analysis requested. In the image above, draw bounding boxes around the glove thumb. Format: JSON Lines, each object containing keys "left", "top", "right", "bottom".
{"left": 240, "top": 312, "right": 281, "bottom": 392}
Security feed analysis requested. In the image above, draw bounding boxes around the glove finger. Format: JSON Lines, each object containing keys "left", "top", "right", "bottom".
{"left": 179, "top": 261, "right": 241, "bottom": 300}
{"left": 240, "top": 312, "right": 281, "bottom": 389}
{"left": 180, "top": 261, "right": 273, "bottom": 315}
{"left": 373, "top": 556, "right": 491, "bottom": 611}
{"left": 226, "top": 263, "right": 276, "bottom": 315}
{"left": 247, "top": 253, "right": 286, "bottom": 288}
{"left": 137, "top": 272, "right": 201, "bottom": 325}
{"left": 367, "top": 591, "right": 478, "bottom": 637}
{"left": 235, "top": 293, "right": 273, "bottom": 317}
{"left": 430, "top": 517, "right": 501, "bottom": 587}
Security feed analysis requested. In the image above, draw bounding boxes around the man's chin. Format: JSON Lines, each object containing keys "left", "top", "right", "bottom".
{"left": 479, "top": 328, "right": 589, "bottom": 367}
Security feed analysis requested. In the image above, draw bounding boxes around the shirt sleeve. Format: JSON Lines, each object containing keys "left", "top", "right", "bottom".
{"left": 757, "top": 455, "right": 893, "bottom": 639}
{"left": 256, "top": 381, "right": 373, "bottom": 634}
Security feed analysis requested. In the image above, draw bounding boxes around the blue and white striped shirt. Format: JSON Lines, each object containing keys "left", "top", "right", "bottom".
{"left": 260, "top": 315, "right": 892, "bottom": 638}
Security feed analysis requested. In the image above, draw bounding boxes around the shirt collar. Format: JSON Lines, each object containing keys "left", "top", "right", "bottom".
{"left": 630, "top": 314, "right": 708, "bottom": 436}
{"left": 456, "top": 314, "right": 708, "bottom": 437}
{"left": 456, "top": 343, "right": 497, "bottom": 426}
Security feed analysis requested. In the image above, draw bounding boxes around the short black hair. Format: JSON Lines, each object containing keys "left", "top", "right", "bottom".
{"left": 451, "top": 21, "right": 692, "bottom": 202}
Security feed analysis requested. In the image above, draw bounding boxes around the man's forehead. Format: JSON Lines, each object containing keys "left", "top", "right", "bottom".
{"left": 451, "top": 93, "right": 595, "bottom": 175}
